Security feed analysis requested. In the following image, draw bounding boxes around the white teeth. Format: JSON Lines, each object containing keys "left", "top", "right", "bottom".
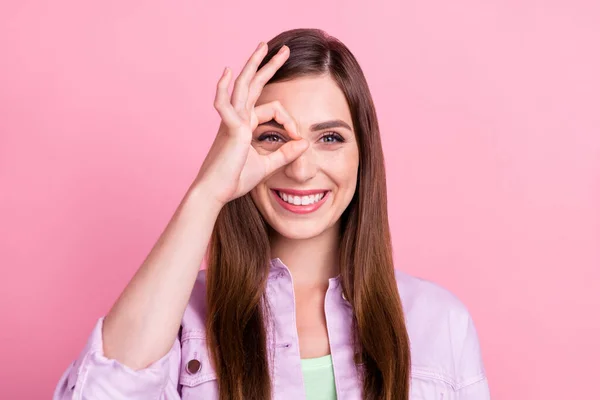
{"left": 276, "top": 191, "right": 327, "bottom": 206}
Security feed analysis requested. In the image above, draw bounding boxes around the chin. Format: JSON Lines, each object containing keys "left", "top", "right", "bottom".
{"left": 267, "top": 218, "right": 330, "bottom": 240}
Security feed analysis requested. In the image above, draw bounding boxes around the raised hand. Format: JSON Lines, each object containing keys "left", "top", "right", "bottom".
{"left": 195, "top": 42, "right": 309, "bottom": 207}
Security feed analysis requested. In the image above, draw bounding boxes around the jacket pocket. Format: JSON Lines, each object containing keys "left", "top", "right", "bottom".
{"left": 179, "top": 331, "right": 218, "bottom": 399}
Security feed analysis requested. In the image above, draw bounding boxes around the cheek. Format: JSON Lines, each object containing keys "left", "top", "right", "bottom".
{"left": 250, "top": 181, "right": 274, "bottom": 211}
{"left": 248, "top": 187, "right": 271, "bottom": 222}
{"left": 325, "top": 150, "right": 359, "bottom": 187}
{"left": 249, "top": 185, "right": 266, "bottom": 208}
{"left": 249, "top": 189, "right": 258, "bottom": 205}
{"left": 326, "top": 170, "right": 357, "bottom": 206}
{"left": 249, "top": 180, "right": 259, "bottom": 194}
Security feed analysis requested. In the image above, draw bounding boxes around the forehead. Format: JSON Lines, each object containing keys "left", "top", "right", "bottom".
{"left": 256, "top": 74, "right": 353, "bottom": 130}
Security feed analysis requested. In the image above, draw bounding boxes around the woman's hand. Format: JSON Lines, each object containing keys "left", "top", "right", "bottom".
{"left": 195, "top": 42, "right": 309, "bottom": 208}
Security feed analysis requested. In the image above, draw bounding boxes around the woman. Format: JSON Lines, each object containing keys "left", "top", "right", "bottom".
{"left": 54, "top": 28, "right": 490, "bottom": 400}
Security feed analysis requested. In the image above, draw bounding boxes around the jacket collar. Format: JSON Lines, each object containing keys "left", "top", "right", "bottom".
{"left": 268, "top": 257, "right": 342, "bottom": 287}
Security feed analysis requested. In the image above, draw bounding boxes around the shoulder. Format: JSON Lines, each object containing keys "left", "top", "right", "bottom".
{"left": 393, "top": 269, "right": 487, "bottom": 390}
{"left": 393, "top": 269, "right": 471, "bottom": 328}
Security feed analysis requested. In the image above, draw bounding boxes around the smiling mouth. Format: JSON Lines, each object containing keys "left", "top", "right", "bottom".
{"left": 274, "top": 190, "right": 329, "bottom": 206}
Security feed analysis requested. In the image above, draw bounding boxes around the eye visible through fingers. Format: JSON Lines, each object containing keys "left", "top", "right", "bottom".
{"left": 256, "top": 131, "right": 345, "bottom": 146}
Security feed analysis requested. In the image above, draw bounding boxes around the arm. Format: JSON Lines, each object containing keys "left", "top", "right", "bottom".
{"left": 102, "top": 183, "right": 221, "bottom": 370}
{"left": 101, "top": 42, "right": 307, "bottom": 369}
{"left": 53, "top": 41, "right": 308, "bottom": 399}
{"left": 53, "top": 182, "right": 219, "bottom": 400}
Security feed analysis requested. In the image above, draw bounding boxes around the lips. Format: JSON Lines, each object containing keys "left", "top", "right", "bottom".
{"left": 270, "top": 189, "right": 330, "bottom": 214}
{"left": 271, "top": 188, "right": 329, "bottom": 196}
{"left": 275, "top": 190, "right": 326, "bottom": 205}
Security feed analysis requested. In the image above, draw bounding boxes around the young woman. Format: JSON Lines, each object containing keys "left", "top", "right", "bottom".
{"left": 54, "top": 28, "right": 490, "bottom": 400}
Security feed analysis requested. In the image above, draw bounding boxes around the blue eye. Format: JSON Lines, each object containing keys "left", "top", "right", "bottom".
{"left": 257, "top": 131, "right": 345, "bottom": 144}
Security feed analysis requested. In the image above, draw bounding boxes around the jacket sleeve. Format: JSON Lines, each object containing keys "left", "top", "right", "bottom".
{"left": 458, "top": 377, "right": 491, "bottom": 399}
{"left": 456, "top": 314, "right": 491, "bottom": 400}
{"left": 53, "top": 317, "right": 182, "bottom": 400}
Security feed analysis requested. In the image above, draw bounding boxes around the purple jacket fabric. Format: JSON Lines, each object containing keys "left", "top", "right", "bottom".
{"left": 54, "top": 258, "right": 490, "bottom": 399}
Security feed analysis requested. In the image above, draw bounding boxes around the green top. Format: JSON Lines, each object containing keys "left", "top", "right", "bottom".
{"left": 301, "top": 354, "right": 337, "bottom": 399}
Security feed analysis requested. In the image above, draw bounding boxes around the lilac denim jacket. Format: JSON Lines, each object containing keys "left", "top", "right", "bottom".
{"left": 54, "top": 258, "right": 490, "bottom": 399}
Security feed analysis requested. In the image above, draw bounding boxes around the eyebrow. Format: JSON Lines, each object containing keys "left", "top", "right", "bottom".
{"left": 257, "top": 119, "right": 353, "bottom": 132}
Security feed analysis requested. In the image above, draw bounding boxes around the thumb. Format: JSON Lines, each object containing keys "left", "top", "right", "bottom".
{"left": 263, "top": 139, "right": 309, "bottom": 176}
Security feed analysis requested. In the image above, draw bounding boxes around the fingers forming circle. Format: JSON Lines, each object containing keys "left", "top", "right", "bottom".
{"left": 253, "top": 100, "right": 301, "bottom": 139}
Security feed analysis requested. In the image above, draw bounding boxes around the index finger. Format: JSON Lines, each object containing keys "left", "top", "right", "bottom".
{"left": 246, "top": 45, "right": 290, "bottom": 108}
{"left": 230, "top": 42, "right": 270, "bottom": 114}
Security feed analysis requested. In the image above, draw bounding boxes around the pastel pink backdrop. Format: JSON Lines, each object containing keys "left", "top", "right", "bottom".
{"left": 1, "top": 1, "right": 598, "bottom": 399}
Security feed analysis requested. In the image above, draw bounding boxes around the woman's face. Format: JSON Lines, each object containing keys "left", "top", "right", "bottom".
{"left": 250, "top": 74, "right": 360, "bottom": 240}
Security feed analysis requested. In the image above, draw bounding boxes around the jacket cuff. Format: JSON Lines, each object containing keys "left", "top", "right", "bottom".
{"left": 64, "top": 317, "right": 173, "bottom": 400}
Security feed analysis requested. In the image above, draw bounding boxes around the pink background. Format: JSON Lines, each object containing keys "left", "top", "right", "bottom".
{"left": 1, "top": 1, "right": 599, "bottom": 398}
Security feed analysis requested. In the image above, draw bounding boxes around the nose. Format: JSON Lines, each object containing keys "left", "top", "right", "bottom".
{"left": 283, "top": 144, "right": 318, "bottom": 183}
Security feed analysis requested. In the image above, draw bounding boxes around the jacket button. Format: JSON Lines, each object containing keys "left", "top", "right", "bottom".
{"left": 186, "top": 359, "right": 202, "bottom": 374}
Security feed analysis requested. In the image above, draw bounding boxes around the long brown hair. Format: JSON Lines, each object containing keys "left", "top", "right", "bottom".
{"left": 206, "top": 28, "right": 411, "bottom": 400}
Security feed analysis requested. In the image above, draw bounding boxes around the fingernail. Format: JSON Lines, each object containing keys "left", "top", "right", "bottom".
{"left": 256, "top": 42, "right": 265, "bottom": 51}
{"left": 222, "top": 66, "right": 228, "bottom": 76}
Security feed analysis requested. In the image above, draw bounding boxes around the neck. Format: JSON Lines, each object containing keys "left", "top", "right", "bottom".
{"left": 269, "top": 223, "right": 341, "bottom": 288}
